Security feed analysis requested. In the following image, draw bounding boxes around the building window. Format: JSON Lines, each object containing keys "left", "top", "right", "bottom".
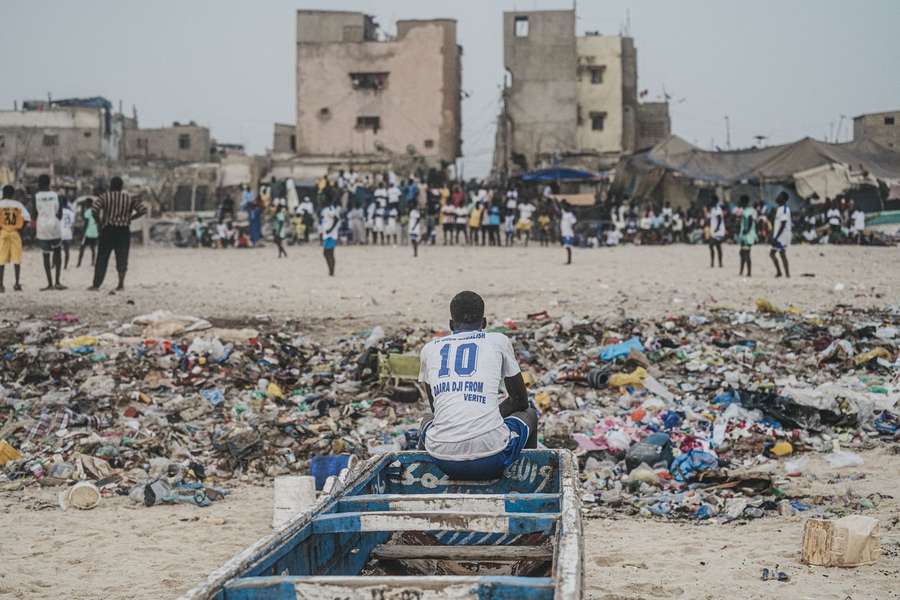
{"left": 178, "top": 134, "right": 191, "bottom": 149}
{"left": 0, "top": 135, "right": 5, "bottom": 149}
{"left": 356, "top": 116, "right": 381, "bottom": 132}
{"left": 43, "top": 134, "right": 59, "bottom": 147}
{"left": 886, "top": 116, "right": 896, "bottom": 125}
{"left": 424, "top": 139, "right": 435, "bottom": 149}
{"left": 590, "top": 66, "right": 606, "bottom": 84}
{"left": 137, "top": 138, "right": 148, "bottom": 149}
{"left": 350, "top": 72, "right": 389, "bottom": 91}
{"left": 290, "top": 134, "right": 297, "bottom": 152}
{"left": 514, "top": 16, "right": 529, "bottom": 37}
{"left": 83, "top": 131, "right": 93, "bottom": 138}
{"left": 590, "top": 112, "right": 607, "bottom": 131}
{"left": 319, "top": 107, "right": 331, "bottom": 119}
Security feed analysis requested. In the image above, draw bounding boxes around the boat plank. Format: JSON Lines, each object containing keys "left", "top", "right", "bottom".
{"left": 372, "top": 544, "right": 553, "bottom": 561}
{"left": 312, "top": 511, "right": 558, "bottom": 535}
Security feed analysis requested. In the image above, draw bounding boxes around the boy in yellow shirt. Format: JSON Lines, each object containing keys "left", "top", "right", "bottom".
{"left": 0, "top": 185, "right": 31, "bottom": 292}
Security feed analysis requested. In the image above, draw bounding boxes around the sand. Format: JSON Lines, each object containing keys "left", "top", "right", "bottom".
{"left": 3, "top": 243, "right": 899, "bottom": 334}
{"left": 1, "top": 243, "right": 898, "bottom": 599}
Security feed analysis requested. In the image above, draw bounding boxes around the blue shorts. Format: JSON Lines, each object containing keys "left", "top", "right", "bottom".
{"left": 323, "top": 238, "right": 337, "bottom": 250}
{"left": 562, "top": 236, "right": 574, "bottom": 248}
{"left": 771, "top": 241, "right": 787, "bottom": 251}
{"left": 425, "top": 416, "right": 531, "bottom": 480}
{"left": 409, "top": 233, "right": 419, "bottom": 242}
{"left": 39, "top": 239, "right": 62, "bottom": 253}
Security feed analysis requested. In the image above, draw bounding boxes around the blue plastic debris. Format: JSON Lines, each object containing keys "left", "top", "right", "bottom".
{"left": 201, "top": 388, "right": 225, "bottom": 407}
{"left": 599, "top": 337, "right": 643, "bottom": 361}
{"left": 670, "top": 450, "right": 719, "bottom": 482}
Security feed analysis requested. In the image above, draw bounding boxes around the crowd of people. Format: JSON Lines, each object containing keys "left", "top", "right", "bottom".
{"left": 0, "top": 167, "right": 878, "bottom": 287}
{"left": 0, "top": 174, "right": 145, "bottom": 293}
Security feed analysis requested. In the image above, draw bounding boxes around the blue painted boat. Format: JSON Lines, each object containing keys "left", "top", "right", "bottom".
{"left": 180, "top": 449, "right": 583, "bottom": 600}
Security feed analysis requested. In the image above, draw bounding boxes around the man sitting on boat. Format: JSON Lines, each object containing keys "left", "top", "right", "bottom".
{"left": 418, "top": 290, "right": 538, "bottom": 480}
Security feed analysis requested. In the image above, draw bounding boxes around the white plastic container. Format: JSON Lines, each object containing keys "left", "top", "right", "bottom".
{"left": 272, "top": 475, "right": 316, "bottom": 529}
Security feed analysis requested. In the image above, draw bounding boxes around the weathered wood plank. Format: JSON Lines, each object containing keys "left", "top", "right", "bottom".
{"left": 312, "top": 511, "right": 558, "bottom": 535}
{"left": 337, "top": 493, "right": 560, "bottom": 514}
{"left": 224, "top": 575, "right": 555, "bottom": 600}
{"left": 372, "top": 544, "right": 554, "bottom": 561}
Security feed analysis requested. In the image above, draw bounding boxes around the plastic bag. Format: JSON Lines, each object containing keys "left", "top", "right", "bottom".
{"left": 825, "top": 450, "right": 864, "bottom": 468}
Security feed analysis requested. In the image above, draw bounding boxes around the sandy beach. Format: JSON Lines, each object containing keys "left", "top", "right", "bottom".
{"left": 1, "top": 243, "right": 898, "bottom": 600}
{"left": 3, "top": 243, "right": 899, "bottom": 332}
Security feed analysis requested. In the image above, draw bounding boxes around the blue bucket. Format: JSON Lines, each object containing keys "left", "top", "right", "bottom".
{"left": 309, "top": 454, "right": 354, "bottom": 490}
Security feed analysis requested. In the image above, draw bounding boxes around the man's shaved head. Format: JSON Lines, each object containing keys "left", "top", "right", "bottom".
{"left": 450, "top": 291, "right": 485, "bottom": 330}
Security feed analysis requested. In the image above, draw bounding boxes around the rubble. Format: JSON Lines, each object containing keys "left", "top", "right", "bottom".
{"left": 1, "top": 301, "right": 898, "bottom": 525}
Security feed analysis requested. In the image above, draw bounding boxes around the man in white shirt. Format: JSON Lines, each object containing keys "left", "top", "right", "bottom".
{"left": 770, "top": 192, "right": 791, "bottom": 278}
{"left": 707, "top": 196, "right": 725, "bottom": 268}
{"left": 34, "top": 174, "right": 66, "bottom": 290}
{"left": 320, "top": 199, "right": 340, "bottom": 276}
{"left": 825, "top": 199, "right": 842, "bottom": 242}
{"left": 60, "top": 199, "right": 76, "bottom": 270}
{"left": 559, "top": 201, "right": 577, "bottom": 265}
{"left": 387, "top": 183, "right": 401, "bottom": 209}
{"left": 408, "top": 206, "right": 422, "bottom": 257}
{"left": 517, "top": 200, "right": 536, "bottom": 246}
{"left": 374, "top": 184, "right": 388, "bottom": 245}
{"left": 385, "top": 206, "right": 399, "bottom": 245}
{"left": 850, "top": 202, "right": 866, "bottom": 244}
{"left": 418, "top": 291, "right": 537, "bottom": 480}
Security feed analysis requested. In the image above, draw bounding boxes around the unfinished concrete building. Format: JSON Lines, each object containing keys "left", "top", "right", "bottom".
{"left": 0, "top": 98, "right": 122, "bottom": 172}
{"left": 122, "top": 122, "right": 211, "bottom": 163}
{"left": 495, "top": 9, "right": 670, "bottom": 174}
{"left": 294, "top": 10, "right": 462, "bottom": 168}
{"left": 854, "top": 110, "right": 900, "bottom": 150}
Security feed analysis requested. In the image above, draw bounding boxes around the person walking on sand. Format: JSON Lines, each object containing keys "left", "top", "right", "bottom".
{"left": 770, "top": 192, "right": 791, "bottom": 278}
{"left": 89, "top": 176, "right": 146, "bottom": 292}
{"left": 34, "top": 174, "right": 66, "bottom": 290}
{"left": 76, "top": 195, "right": 99, "bottom": 267}
{"left": 273, "top": 205, "right": 288, "bottom": 258}
{"left": 737, "top": 195, "right": 757, "bottom": 277}
{"left": 707, "top": 195, "right": 725, "bottom": 268}
{"left": 408, "top": 203, "right": 422, "bottom": 258}
{"left": 560, "top": 201, "right": 577, "bottom": 265}
{"left": 320, "top": 197, "right": 340, "bottom": 276}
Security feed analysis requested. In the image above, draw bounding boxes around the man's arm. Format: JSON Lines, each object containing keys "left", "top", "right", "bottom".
{"left": 499, "top": 372, "right": 528, "bottom": 418}
{"left": 131, "top": 196, "right": 148, "bottom": 221}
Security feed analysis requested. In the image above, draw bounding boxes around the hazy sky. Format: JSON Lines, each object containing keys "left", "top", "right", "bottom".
{"left": 3, "top": 0, "right": 898, "bottom": 176}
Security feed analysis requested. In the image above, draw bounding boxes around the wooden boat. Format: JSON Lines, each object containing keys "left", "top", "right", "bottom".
{"left": 180, "top": 449, "right": 583, "bottom": 600}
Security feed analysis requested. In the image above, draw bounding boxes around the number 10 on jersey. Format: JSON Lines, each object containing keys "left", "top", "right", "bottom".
{"left": 438, "top": 342, "right": 478, "bottom": 377}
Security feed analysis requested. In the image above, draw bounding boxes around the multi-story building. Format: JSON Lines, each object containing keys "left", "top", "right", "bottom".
{"left": 854, "top": 110, "right": 900, "bottom": 150}
{"left": 122, "top": 122, "right": 211, "bottom": 163}
{"left": 0, "top": 97, "right": 121, "bottom": 171}
{"left": 293, "top": 10, "right": 462, "bottom": 168}
{"left": 495, "top": 9, "right": 670, "bottom": 174}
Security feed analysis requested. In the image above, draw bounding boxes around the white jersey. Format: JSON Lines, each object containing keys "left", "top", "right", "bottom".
{"left": 560, "top": 209, "right": 576, "bottom": 238}
{"left": 518, "top": 202, "right": 535, "bottom": 223}
{"left": 826, "top": 208, "right": 841, "bottom": 226}
{"left": 774, "top": 205, "right": 792, "bottom": 247}
{"left": 320, "top": 206, "right": 340, "bottom": 241}
{"left": 374, "top": 189, "right": 388, "bottom": 209}
{"left": 408, "top": 208, "right": 421, "bottom": 236}
{"left": 709, "top": 205, "right": 725, "bottom": 239}
{"left": 387, "top": 186, "right": 401, "bottom": 206}
{"left": 60, "top": 207, "right": 76, "bottom": 241}
{"left": 419, "top": 330, "right": 522, "bottom": 461}
{"left": 852, "top": 209, "right": 865, "bottom": 232}
{"left": 35, "top": 191, "right": 61, "bottom": 240}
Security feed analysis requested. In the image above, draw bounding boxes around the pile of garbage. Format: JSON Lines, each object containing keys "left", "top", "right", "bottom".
{"left": 0, "top": 311, "right": 423, "bottom": 506}
{"left": 1, "top": 302, "right": 898, "bottom": 521}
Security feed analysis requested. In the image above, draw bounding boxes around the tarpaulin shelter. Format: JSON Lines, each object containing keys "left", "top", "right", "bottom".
{"left": 520, "top": 167, "right": 607, "bottom": 183}
{"left": 614, "top": 135, "right": 900, "bottom": 210}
